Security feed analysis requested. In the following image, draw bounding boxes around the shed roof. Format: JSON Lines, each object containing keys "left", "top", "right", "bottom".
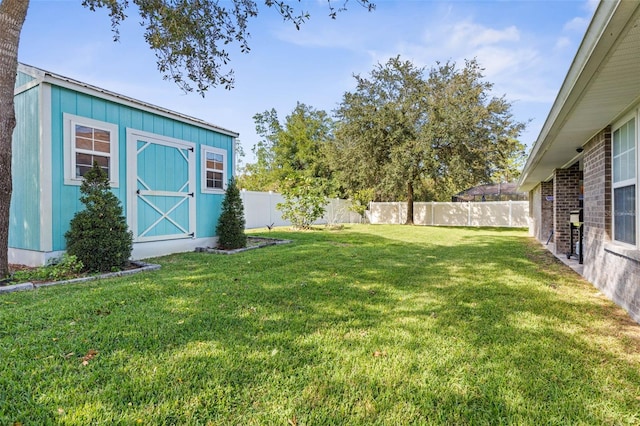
{"left": 16, "top": 63, "right": 239, "bottom": 138}
{"left": 455, "top": 182, "right": 522, "bottom": 197}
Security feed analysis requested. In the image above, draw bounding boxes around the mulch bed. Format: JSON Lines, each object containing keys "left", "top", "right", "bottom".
{"left": 197, "top": 236, "right": 291, "bottom": 254}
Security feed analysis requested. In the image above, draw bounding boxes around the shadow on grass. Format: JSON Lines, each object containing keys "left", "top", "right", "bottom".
{"left": 1, "top": 226, "right": 639, "bottom": 424}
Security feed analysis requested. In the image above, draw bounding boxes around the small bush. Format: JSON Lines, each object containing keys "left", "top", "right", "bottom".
{"left": 215, "top": 178, "right": 247, "bottom": 249}
{"left": 12, "top": 254, "right": 84, "bottom": 283}
{"left": 277, "top": 175, "right": 327, "bottom": 230}
{"left": 65, "top": 162, "right": 133, "bottom": 272}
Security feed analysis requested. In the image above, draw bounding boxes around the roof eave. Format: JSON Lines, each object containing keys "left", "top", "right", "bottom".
{"left": 17, "top": 63, "right": 239, "bottom": 138}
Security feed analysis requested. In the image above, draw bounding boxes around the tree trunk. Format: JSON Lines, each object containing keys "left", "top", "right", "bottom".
{"left": 405, "top": 180, "right": 414, "bottom": 225}
{"left": 0, "top": 0, "right": 30, "bottom": 277}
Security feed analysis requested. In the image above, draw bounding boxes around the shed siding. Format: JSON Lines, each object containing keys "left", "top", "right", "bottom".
{"left": 15, "top": 71, "right": 35, "bottom": 88}
{"left": 48, "top": 85, "right": 233, "bottom": 251}
{"left": 10, "top": 86, "right": 41, "bottom": 251}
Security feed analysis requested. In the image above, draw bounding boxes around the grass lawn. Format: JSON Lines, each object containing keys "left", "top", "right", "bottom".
{"left": 1, "top": 225, "right": 640, "bottom": 424}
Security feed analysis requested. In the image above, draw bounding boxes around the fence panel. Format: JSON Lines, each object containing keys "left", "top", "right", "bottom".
{"left": 238, "top": 193, "right": 527, "bottom": 229}
{"left": 240, "top": 191, "right": 361, "bottom": 229}
{"left": 369, "top": 201, "right": 528, "bottom": 228}
{"left": 240, "top": 191, "right": 287, "bottom": 229}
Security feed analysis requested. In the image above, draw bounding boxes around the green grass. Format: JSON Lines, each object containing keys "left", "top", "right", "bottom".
{"left": 2, "top": 225, "right": 640, "bottom": 425}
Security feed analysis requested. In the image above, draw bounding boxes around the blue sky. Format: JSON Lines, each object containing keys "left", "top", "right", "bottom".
{"left": 19, "top": 0, "right": 598, "bottom": 167}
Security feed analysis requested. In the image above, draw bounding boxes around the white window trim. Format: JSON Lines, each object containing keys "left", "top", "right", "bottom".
{"left": 611, "top": 110, "right": 639, "bottom": 248}
{"left": 201, "top": 146, "right": 227, "bottom": 194}
{"left": 63, "top": 113, "right": 119, "bottom": 187}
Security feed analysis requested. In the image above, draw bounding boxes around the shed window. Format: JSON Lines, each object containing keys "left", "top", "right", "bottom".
{"left": 201, "top": 146, "right": 227, "bottom": 193}
{"left": 64, "top": 114, "right": 119, "bottom": 187}
{"left": 612, "top": 118, "right": 637, "bottom": 245}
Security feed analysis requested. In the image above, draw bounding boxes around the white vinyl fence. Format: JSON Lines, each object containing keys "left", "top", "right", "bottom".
{"left": 368, "top": 201, "right": 529, "bottom": 228}
{"left": 239, "top": 190, "right": 362, "bottom": 229}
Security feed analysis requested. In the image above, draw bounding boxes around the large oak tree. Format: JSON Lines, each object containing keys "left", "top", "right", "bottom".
{"left": 333, "top": 56, "right": 525, "bottom": 224}
{"left": 0, "top": 0, "right": 373, "bottom": 277}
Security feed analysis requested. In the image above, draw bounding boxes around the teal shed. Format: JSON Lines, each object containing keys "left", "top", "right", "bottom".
{"left": 10, "top": 64, "right": 239, "bottom": 266}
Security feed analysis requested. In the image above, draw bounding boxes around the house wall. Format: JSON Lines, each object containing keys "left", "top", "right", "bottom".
{"left": 583, "top": 127, "right": 640, "bottom": 322}
{"left": 47, "top": 85, "right": 234, "bottom": 253}
{"left": 540, "top": 181, "right": 554, "bottom": 242}
{"left": 9, "top": 85, "right": 40, "bottom": 252}
{"left": 553, "top": 162, "right": 582, "bottom": 255}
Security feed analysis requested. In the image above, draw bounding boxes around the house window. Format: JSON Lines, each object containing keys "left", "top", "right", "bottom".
{"left": 64, "top": 113, "right": 119, "bottom": 187}
{"left": 201, "top": 146, "right": 227, "bottom": 193}
{"left": 612, "top": 117, "right": 636, "bottom": 245}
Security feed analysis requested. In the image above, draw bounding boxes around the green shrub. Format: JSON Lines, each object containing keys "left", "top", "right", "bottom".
{"left": 349, "top": 188, "right": 374, "bottom": 222}
{"left": 65, "top": 162, "right": 133, "bottom": 272}
{"left": 215, "top": 178, "right": 247, "bottom": 249}
{"left": 277, "top": 175, "right": 327, "bottom": 229}
{"left": 12, "top": 254, "right": 84, "bottom": 283}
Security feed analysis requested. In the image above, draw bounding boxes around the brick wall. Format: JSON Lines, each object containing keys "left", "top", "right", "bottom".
{"left": 583, "top": 127, "right": 611, "bottom": 245}
{"left": 583, "top": 126, "right": 640, "bottom": 323}
{"left": 541, "top": 180, "right": 554, "bottom": 243}
{"left": 553, "top": 162, "right": 582, "bottom": 255}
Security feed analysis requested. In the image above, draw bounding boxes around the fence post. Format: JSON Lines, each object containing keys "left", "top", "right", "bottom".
{"left": 509, "top": 200, "right": 512, "bottom": 227}
{"left": 468, "top": 202, "right": 471, "bottom": 226}
{"left": 269, "top": 191, "right": 273, "bottom": 226}
{"left": 431, "top": 202, "right": 434, "bottom": 226}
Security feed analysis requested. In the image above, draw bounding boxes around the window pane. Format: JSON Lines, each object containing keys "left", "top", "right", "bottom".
{"left": 93, "top": 155, "right": 109, "bottom": 168}
{"left": 613, "top": 119, "right": 636, "bottom": 183}
{"left": 206, "top": 179, "right": 214, "bottom": 188}
{"left": 614, "top": 185, "right": 636, "bottom": 245}
{"left": 75, "top": 125, "right": 92, "bottom": 139}
{"left": 76, "top": 137, "right": 93, "bottom": 150}
{"left": 94, "top": 129, "right": 110, "bottom": 142}
{"left": 94, "top": 141, "right": 110, "bottom": 153}
{"left": 76, "top": 153, "right": 93, "bottom": 167}
{"left": 207, "top": 171, "right": 214, "bottom": 179}
{"left": 76, "top": 165, "right": 92, "bottom": 177}
{"left": 206, "top": 160, "right": 216, "bottom": 170}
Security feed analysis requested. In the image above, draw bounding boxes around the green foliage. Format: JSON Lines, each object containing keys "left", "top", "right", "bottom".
{"left": 80, "top": 0, "right": 374, "bottom": 94}
{"left": 216, "top": 178, "right": 247, "bottom": 249}
{"left": 349, "top": 188, "right": 374, "bottom": 220}
{"left": 11, "top": 254, "right": 84, "bottom": 283}
{"left": 238, "top": 103, "right": 336, "bottom": 193}
{"left": 333, "top": 56, "right": 526, "bottom": 222}
{"left": 65, "top": 162, "right": 133, "bottom": 272}
{"left": 277, "top": 175, "right": 327, "bottom": 229}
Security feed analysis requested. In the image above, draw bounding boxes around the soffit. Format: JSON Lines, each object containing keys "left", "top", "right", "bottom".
{"left": 519, "top": 2, "right": 640, "bottom": 191}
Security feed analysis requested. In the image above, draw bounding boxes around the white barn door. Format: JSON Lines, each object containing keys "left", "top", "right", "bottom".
{"left": 126, "top": 129, "right": 196, "bottom": 242}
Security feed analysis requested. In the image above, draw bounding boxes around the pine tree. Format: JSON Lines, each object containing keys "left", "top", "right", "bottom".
{"left": 215, "top": 178, "right": 247, "bottom": 249}
{"left": 65, "top": 162, "right": 133, "bottom": 272}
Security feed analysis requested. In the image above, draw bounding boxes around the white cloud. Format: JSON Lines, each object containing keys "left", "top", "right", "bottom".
{"left": 555, "top": 36, "right": 572, "bottom": 50}
{"left": 448, "top": 21, "right": 520, "bottom": 48}
{"left": 564, "top": 16, "right": 588, "bottom": 32}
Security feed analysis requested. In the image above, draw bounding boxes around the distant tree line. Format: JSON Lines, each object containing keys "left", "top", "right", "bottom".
{"left": 237, "top": 56, "right": 526, "bottom": 224}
